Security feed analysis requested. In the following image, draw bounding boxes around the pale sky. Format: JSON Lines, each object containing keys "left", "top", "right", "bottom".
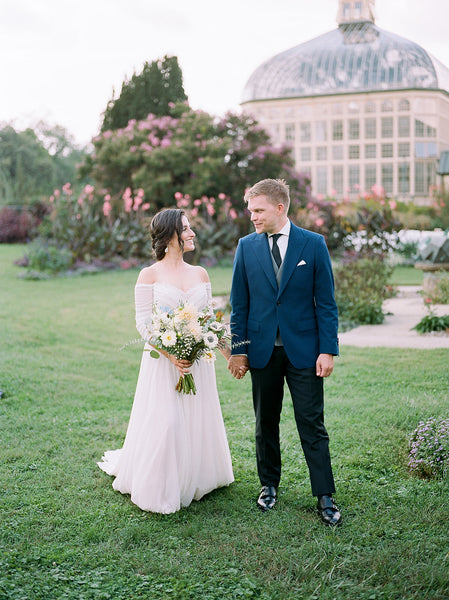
{"left": 1, "top": 0, "right": 449, "bottom": 146}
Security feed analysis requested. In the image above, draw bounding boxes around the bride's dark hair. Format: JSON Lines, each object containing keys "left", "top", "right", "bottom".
{"left": 150, "top": 208, "right": 185, "bottom": 261}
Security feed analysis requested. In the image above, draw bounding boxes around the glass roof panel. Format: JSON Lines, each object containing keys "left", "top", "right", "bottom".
{"left": 241, "top": 23, "right": 449, "bottom": 103}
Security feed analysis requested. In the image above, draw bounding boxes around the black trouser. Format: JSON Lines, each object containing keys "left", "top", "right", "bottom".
{"left": 250, "top": 346, "right": 335, "bottom": 497}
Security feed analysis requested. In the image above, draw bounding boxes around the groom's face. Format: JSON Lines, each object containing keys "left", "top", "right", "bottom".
{"left": 248, "top": 195, "right": 286, "bottom": 235}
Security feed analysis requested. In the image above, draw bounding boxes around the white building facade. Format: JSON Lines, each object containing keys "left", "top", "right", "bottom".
{"left": 241, "top": 0, "right": 449, "bottom": 201}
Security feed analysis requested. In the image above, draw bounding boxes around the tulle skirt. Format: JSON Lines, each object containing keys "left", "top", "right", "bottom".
{"left": 98, "top": 351, "right": 234, "bottom": 514}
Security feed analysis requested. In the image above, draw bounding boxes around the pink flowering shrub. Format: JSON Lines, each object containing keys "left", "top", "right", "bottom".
{"left": 408, "top": 417, "right": 449, "bottom": 479}
{"left": 36, "top": 182, "right": 151, "bottom": 266}
{"left": 80, "top": 104, "right": 311, "bottom": 233}
{"left": 174, "top": 192, "right": 242, "bottom": 264}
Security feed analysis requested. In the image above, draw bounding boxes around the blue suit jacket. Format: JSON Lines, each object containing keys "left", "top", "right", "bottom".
{"left": 230, "top": 222, "right": 339, "bottom": 369}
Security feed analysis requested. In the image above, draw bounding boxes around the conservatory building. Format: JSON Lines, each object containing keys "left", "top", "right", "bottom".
{"left": 241, "top": 0, "right": 449, "bottom": 201}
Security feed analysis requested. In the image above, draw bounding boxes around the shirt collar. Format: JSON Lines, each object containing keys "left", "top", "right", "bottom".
{"left": 269, "top": 220, "right": 291, "bottom": 237}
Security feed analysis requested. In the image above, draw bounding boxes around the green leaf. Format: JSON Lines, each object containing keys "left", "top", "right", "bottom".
{"left": 150, "top": 350, "right": 160, "bottom": 359}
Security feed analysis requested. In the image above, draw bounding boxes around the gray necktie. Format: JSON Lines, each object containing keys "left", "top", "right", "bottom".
{"left": 271, "top": 233, "right": 282, "bottom": 268}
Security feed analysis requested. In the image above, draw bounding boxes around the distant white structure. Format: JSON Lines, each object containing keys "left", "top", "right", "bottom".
{"left": 241, "top": 0, "right": 449, "bottom": 202}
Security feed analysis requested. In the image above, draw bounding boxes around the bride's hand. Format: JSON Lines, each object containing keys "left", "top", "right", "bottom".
{"left": 169, "top": 356, "right": 193, "bottom": 377}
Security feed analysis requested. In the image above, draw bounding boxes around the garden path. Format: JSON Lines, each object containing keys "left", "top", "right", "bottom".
{"left": 338, "top": 286, "right": 449, "bottom": 349}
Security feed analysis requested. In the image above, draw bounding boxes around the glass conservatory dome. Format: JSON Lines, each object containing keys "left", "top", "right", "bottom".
{"left": 241, "top": 21, "right": 449, "bottom": 103}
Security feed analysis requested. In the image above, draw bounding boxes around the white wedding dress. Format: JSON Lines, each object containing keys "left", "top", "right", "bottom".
{"left": 98, "top": 282, "right": 234, "bottom": 514}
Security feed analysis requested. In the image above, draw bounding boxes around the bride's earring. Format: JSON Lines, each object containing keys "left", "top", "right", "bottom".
{"left": 164, "top": 246, "right": 168, "bottom": 254}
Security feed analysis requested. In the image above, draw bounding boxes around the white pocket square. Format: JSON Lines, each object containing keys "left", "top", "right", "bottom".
{"left": 297, "top": 260, "right": 306, "bottom": 266}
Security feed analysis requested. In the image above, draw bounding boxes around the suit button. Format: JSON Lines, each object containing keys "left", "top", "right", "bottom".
{"left": 277, "top": 301, "right": 281, "bottom": 305}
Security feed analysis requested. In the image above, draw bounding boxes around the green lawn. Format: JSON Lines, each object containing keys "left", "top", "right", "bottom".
{"left": 389, "top": 265, "right": 424, "bottom": 286}
{"left": 1, "top": 244, "right": 448, "bottom": 600}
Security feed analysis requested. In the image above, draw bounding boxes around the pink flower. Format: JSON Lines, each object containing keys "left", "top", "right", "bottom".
{"left": 190, "top": 208, "right": 198, "bottom": 217}
{"left": 194, "top": 199, "right": 202, "bottom": 206}
{"left": 62, "top": 182, "right": 72, "bottom": 194}
{"left": 206, "top": 204, "right": 215, "bottom": 216}
{"left": 371, "top": 183, "right": 385, "bottom": 198}
{"left": 388, "top": 200, "right": 397, "bottom": 210}
{"left": 141, "top": 203, "right": 150, "bottom": 210}
{"left": 218, "top": 193, "right": 227, "bottom": 200}
{"left": 229, "top": 208, "right": 238, "bottom": 220}
{"left": 49, "top": 195, "right": 54, "bottom": 203}
{"left": 316, "top": 194, "right": 325, "bottom": 201}
{"left": 123, "top": 188, "right": 132, "bottom": 200}
{"left": 104, "top": 194, "right": 111, "bottom": 202}
{"left": 315, "top": 218, "right": 325, "bottom": 227}
{"left": 103, "top": 201, "right": 112, "bottom": 217}
{"left": 133, "top": 197, "right": 143, "bottom": 211}
{"left": 54, "top": 189, "right": 60, "bottom": 198}
{"left": 124, "top": 197, "right": 133, "bottom": 212}
{"left": 77, "top": 196, "right": 84, "bottom": 206}
{"left": 84, "top": 184, "right": 95, "bottom": 195}
{"left": 174, "top": 192, "right": 183, "bottom": 200}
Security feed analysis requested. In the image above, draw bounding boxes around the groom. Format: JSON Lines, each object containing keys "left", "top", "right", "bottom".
{"left": 228, "top": 179, "right": 341, "bottom": 526}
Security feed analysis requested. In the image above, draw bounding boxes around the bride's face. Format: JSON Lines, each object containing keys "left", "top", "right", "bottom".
{"left": 179, "top": 215, "right": 195, "bottom": 252}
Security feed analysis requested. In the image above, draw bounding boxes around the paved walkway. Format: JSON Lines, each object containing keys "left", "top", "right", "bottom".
{"left": 338, "top": 286, "right": 449, "bottom": 349}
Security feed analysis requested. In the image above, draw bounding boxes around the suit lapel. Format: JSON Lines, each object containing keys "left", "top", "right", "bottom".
{"left": 251, "top": 233, "right": 278, "bottom": 291}
{"left": 278, "top": 224, "right": 308, "bottom": 296}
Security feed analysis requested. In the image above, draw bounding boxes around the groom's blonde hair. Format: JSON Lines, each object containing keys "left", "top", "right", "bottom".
{"left": 244, "top": 179, "right": 290, "bottom": 212}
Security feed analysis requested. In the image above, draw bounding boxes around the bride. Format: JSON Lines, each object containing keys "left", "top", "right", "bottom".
{"left": 98, "top": 208, "right": 234, "bottom": 513}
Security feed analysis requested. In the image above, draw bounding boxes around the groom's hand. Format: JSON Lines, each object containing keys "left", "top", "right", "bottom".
{"left": 316, "top": 353, "right": 334, "bottom": 378}
{"left": 228, "top": 355, "right": 249, "bottom": 379}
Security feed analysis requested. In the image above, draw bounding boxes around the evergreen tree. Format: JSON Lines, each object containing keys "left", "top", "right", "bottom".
{"left": 101, "top": 56, "right": 188, "bottom": 132}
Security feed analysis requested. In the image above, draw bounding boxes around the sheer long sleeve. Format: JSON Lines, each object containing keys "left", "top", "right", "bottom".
{"left": 205, "top": 282, "right": 213, "bottom": 307}
{"left": 135, "top": 284, "right": 154, "bottom": 340}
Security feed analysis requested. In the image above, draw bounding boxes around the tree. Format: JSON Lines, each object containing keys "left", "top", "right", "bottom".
{"left": 34, "top": 121, "right": 88, "bottom": 188}
{"left": 0, "top": 123, "right": 88, "bottom": 206}
{"left": 81, "top": 104, "right": 311, "bottom": 227}
{"left": 81, "top": 103, "right": 310, "bottom": 244}
{"left": 101, "top": 56, "right": 188, "bottom": 132}
{"left": 0, "top": 126, "right": 54, "bottom": 204}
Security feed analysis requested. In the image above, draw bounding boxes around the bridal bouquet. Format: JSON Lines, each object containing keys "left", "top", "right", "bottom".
{"left": 142, "top": 302, "right": 230, "bottom": 395}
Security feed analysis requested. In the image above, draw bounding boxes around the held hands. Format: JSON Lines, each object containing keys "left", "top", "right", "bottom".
{"left": 316, "top": 353, "right": 334, "bottom": 378}
{"left": 228, "top": 355, "right": 249, "bottom": 380}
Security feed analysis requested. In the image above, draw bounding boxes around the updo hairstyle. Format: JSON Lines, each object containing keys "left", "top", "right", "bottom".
{"left": 150, "top": 208, "right": 185, "bottom": 261}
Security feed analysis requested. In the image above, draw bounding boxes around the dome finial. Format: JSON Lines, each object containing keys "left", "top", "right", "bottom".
{"left": 337, "top": 0, "right": 375, "bottom": 25}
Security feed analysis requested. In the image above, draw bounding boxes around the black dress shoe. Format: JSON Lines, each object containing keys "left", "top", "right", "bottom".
{"left": 317, "top": 495, "right": 342, "bottom": 526}
{"left": 257, "top": 486, "right": 277, "bottom": 511}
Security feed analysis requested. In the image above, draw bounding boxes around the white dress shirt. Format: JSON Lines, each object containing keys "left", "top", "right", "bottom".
{"left": 268, "top": 220, "right": 290, "bottom": 262}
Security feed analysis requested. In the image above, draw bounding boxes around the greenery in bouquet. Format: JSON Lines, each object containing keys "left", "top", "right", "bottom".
{"left": 408, "top": 417, "right": 449, "bottom": 479}
{"left": 143, "top": 302, "right": 230, "bottom": 395}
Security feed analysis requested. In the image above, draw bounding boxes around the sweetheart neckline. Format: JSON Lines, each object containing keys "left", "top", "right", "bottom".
{"left": 135, "top": 281, "right": 210, "bottom": 294}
